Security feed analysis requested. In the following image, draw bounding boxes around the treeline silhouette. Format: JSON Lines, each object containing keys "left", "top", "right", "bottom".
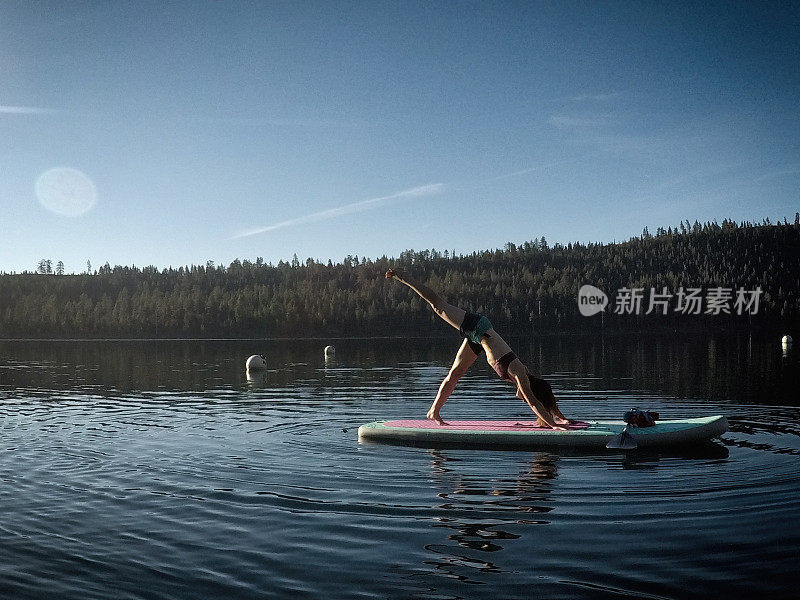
{"left": 1, "top": 219, "right": 798, "bottom": 338}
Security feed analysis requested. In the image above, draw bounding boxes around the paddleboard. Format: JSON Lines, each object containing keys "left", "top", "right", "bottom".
{"left": 358, "top": 415, "right": 728, "bottom": 449}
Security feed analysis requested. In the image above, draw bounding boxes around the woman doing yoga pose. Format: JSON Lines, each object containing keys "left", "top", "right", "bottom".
{"left": 385, "top": 269, "right": 571, "bottom": 430}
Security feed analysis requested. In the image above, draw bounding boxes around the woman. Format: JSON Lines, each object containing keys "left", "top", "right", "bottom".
{"left": 385, "top": 268, "right": 570, "bottom": 429}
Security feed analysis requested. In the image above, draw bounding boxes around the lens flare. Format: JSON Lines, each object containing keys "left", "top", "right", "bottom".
{"left": 35, "top": 167, "right": 97, "bottom": 216}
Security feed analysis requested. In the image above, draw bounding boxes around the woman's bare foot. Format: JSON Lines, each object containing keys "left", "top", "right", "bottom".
{"left": 385, "top": 268, "right": 404, "bottom": 279}
{"left": 427, "top": 408, "right": 446, "bottom": 425}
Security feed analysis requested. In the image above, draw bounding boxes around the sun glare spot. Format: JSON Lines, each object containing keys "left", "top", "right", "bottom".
{"left": 35, "top": 167, "right": 97, "bottom": 216}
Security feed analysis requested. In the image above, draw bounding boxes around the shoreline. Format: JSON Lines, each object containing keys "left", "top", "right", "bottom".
{"left": 0, "top": 328, "right": 790, "bottom": 343}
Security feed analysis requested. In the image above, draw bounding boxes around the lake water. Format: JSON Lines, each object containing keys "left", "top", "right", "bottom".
{"left": 0, "top": 333, "right": 798, "bottom": 599}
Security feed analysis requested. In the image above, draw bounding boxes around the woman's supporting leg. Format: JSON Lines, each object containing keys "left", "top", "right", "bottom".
{"left": 386, "top": 269, "right": 466, "bottom": 330}
{"left": 427, "top": 339, "right": 479, "bottom": 424}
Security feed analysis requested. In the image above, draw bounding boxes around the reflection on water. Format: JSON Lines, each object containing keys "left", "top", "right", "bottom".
{"left": 2, "top": 332, "right": 796, "bottom": 404}
{"left": 514, "top": 331, "right": 800, "bottom": 405}
{"left": 428, "top": 450, "right": 556, "bottom": 561}
{"left": 0, "top": 333, "right": 798, "bottom": 599}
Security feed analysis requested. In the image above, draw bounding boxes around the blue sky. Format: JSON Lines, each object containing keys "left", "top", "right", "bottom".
{"left": 2, "top": 0, "right": 798, "bottom": 273}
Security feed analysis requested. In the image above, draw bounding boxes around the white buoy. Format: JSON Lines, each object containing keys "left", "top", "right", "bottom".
{"left": 782, "top": 335, "right": 793, "bottom": 347}
{"left": 324, "top": 345, "right": 335, "bottom": 358}
{"left": 246, "top": 354, "right": 267, "bottom": 371}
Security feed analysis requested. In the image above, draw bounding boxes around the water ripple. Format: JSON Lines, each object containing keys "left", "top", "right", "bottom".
{"left": 0, "top": 338, "right": 797, "bottom": 599}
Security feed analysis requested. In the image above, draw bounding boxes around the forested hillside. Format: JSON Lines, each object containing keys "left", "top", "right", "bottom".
{"left": 2, "top": 219, "right": 798, "bottom": 338}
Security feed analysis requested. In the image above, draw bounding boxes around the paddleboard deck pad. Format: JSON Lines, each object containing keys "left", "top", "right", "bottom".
{"left": 358, "top": 415, "right": 728, "bottom": 449}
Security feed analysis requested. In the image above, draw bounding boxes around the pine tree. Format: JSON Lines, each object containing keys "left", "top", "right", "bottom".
{"left": 3, "top": 220, "right": 798, "bottom": 337}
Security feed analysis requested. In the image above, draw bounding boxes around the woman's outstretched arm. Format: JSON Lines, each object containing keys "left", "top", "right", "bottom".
{"left": 507, "top": 361, "right": 567, "bottom": 430}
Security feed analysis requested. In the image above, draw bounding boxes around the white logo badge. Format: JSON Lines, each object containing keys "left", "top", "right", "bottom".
{"left": 578, "top": 285, "right": 608, "bottom": 316}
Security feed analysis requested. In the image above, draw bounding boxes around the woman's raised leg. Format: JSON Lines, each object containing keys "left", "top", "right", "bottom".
{"left": 386, "top": 269, "right": 466, "bottom": 330}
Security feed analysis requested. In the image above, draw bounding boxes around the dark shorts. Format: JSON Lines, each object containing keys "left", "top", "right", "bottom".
{"left": 460, "top": 312, "right": 492, "bottom": 347}
{"left": 465, "top": 339, "right": 484, "bottom": 355}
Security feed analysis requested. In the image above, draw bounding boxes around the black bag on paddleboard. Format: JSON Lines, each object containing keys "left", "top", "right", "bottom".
{"left": 623, "top": 408, "right": 659, "bottom": 428}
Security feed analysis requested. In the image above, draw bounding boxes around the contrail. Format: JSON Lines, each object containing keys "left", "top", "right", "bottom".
{"left": 233, "top": 183, "right": 444, "bottom": 239}
{"left": 0, "top": 105, "right": 58, "bottom": 115}
{"left": 492, "top": 154, "right": 598, "bottom": 180}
